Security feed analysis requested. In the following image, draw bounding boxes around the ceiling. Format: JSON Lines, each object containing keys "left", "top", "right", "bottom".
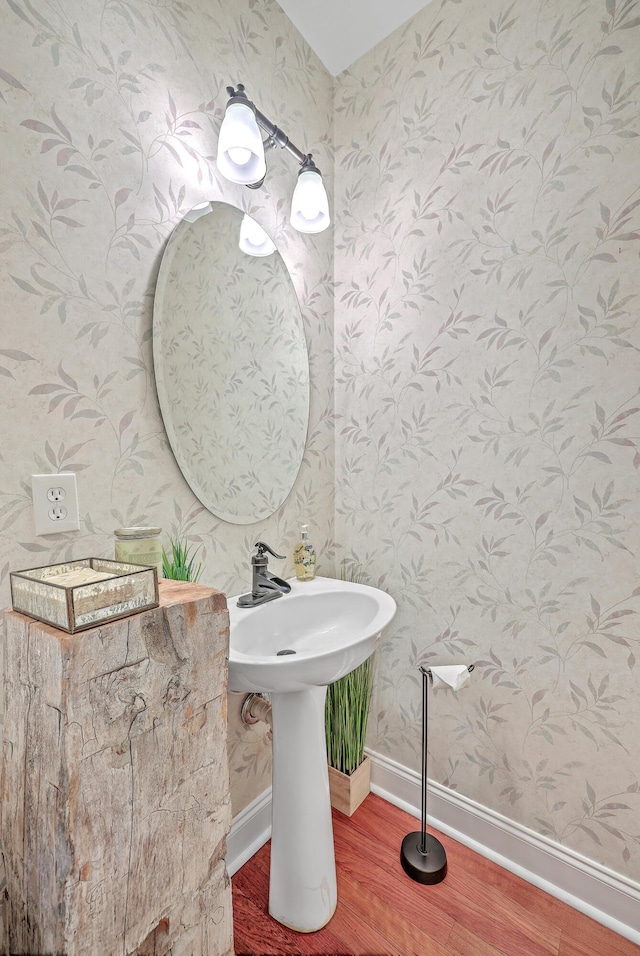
{"left": 275, "top": 0, "right": 433, "bottom": 76}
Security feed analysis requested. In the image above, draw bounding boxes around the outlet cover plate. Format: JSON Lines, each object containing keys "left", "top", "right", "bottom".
{"left": 32, "top": 473, "right": 80, "bottom": 535}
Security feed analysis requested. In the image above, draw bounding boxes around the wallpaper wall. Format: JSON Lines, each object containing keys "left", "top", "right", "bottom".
{"left": 0, "top": 0, "right": 334, "bottom": 815}
{"left": 3, "top": 0, "right": 640, "bottom": 890}
{"left": 334, "top": 0, "right": 640, "bottom": 881}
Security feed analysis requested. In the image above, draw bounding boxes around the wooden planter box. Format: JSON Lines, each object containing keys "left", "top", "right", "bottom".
{"left": 328, "top": 754, "right": 371, "bottom": 816}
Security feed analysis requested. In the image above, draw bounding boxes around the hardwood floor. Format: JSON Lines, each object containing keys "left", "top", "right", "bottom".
{"left": 232, "top": 793, "right": 640, "bottom": 956}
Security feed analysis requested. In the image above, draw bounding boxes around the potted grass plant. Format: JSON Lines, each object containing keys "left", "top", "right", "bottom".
{"left": 325, "top": 653, "right": 375, "bottom": 816}
{"left": 325, "top": 564, "right": 375, "bottom": 816}
{"left": 162, "top": 536, "right": 203, "bottom": 582}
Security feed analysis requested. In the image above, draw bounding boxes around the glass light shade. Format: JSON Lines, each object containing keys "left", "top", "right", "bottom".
{"left": 217, "top": 102, "right": 267, "bottom": 186}
{"left": 238, "top": 214, "right": 276, "bottom": 257}
{"left": 290, "top": 168, "right": 330, "bottom": 234}
{"left": 183, "top": 201, "right": 212, "bottom": 223}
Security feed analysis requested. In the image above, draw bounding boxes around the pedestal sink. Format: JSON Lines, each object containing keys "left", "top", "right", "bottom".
{"left": 228, "top": 576, "right": 396, "bottom": 932}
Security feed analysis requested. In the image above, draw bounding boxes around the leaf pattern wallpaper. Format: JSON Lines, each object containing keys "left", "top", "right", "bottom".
{"left": 334, "top": 0, "right": 640, "bottom": 878}
{"left": 1, "top": 0, "right": 639, "bottom": 893}
{"left": 0, "top": 0, "right": 334, "bottom": 815}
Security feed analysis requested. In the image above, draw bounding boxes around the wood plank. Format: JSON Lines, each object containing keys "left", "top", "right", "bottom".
{"left": 447, "top": 923, "right": 508, "bottom": 956}
{"left": 322, "top": 895, "right": 404, "bottom": 955}
{"left": 337, "top": 868, "right": 450, "bottom": 955}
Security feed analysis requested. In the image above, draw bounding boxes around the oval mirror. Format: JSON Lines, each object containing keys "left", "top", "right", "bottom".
{"left": 153, "top": 201, "right": 310, "bottom": 524}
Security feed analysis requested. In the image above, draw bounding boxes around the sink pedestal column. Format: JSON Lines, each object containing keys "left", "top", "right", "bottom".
{"left": 269, "top": 686, "right": 337, "bottom": 932}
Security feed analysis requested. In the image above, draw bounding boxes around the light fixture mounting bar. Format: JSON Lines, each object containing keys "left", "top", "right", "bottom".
{"left": 226, "top": 85, "right": 310, "bottom": 169}
{"left": 253, "top": 107, "right": 307, "bottom": 166}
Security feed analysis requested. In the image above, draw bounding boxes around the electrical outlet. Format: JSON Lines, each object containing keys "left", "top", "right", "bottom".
{"left": 32, "top": 474, "right": 80, "bottom": 535}
{"left": 48, "top": 505, "right": 68, "bottom": 521}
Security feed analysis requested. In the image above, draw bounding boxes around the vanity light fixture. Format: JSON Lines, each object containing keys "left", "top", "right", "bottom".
{"left": 216, "top": 83, "right": 330, "bottom": 235}
{"left": 238, "top": 214, "right": 276, "bottom": 257}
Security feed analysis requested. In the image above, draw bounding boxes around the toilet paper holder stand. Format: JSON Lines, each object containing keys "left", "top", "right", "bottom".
{"left": 424, "top": 663, "right": 474, "bottom": 684}
{"left": 400, "top": 663, "right": 475, "bottom": 885}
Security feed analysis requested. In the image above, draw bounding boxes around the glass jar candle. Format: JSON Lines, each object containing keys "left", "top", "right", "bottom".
{"left": 114, "top": 527, "right": 163, "bottom": 576}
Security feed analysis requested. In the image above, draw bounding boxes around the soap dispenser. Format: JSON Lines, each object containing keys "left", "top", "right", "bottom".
{"left": 293, "top": 524, "right": 316, "bottom": 581}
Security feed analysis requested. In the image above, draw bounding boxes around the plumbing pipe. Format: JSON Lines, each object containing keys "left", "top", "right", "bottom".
{"left": 241, "top": 692, "right": 272, "bottom": 727}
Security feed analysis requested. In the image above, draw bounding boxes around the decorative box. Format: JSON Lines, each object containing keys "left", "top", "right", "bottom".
{"left": 10, "top": 558, "right": 159, "bottom": 634}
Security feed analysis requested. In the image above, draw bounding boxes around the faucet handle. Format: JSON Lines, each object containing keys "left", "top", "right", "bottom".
{"left": 254, "top": 541, "right": 285, "bottom": 560}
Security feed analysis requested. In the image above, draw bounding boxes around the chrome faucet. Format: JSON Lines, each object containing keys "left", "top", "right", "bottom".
{"left": 237, "top": 542, "right": 292, "bottom": 607}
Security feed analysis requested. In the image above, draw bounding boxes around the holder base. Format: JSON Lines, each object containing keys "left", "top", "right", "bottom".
{"left": 400, "top": 832, "right": 447, "bottom": 885}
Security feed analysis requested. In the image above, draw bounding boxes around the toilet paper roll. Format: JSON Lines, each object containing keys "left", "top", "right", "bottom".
{"left": 430, "top": 665, "right": 471, "bottom": 691}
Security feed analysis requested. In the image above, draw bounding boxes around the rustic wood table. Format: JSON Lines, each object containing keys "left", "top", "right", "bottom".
{"left": 2, "top": 579, "right": 234, "bottom": 956}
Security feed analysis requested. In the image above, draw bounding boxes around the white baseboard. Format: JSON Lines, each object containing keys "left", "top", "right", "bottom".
{"left": 367, "top": 748, "right": 640, "bottom": 946}
{"left": 226, "top": 786, "right": 272, "bottom": 877}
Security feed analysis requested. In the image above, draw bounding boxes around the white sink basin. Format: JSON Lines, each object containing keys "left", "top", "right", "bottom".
{"left": 226, "top": 574, "right": 396, "bottom": 934}
{"left": 228, "top": 575, "right": 396, "bottom": 693}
